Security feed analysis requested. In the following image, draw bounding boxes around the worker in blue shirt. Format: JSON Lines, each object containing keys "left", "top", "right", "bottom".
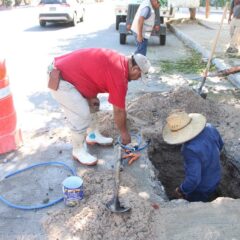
{"left": 162, "top": 110, "right": 224, "bottom": 202}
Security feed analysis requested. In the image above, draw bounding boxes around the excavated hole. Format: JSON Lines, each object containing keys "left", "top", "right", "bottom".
{"left": 148, "top": 139, "right": 240, "bottom": 201}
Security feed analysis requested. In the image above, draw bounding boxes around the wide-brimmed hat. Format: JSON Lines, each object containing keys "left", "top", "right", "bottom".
{"left": 162, "top": 110, "right": 206, "bottom": 145}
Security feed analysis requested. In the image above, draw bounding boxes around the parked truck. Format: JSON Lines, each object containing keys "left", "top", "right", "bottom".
{"left": 114, "top": 0, "right": 143, "bottom": 30}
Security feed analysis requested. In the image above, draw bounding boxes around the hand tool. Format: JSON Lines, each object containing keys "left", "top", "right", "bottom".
{"left": 106, "top": 146, "right": 131, "bottom": 213}
{"left": 196, "top": 2, "right": 229, "bottom": 98}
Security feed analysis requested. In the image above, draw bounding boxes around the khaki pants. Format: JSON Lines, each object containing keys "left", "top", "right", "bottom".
{"left": 230, "top": 18, "right": 240, "bottom": 49}
{"left": 50, "top": 80, "right": 93, "bottom": 134}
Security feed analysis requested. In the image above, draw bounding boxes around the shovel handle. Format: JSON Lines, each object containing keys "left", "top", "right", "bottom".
{"left": 198, "top": 3, "right": 228, "bottom": 93}
{"left": 114, "top": 146, "right": 122, "bottom": 196}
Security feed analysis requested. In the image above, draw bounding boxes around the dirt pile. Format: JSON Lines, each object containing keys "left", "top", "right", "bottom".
{"left": 44, "top": 169, "right": 156, "bottom": 240}
{"left": 44, "top": 86, "right": 240, "bottom": 239}
{"left": 99, "top": 86, "right": 240, "bottom": 159}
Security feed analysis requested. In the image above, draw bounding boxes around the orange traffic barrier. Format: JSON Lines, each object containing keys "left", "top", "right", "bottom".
{"left": 0, "top": 59, "right": 22, "bottom": 154}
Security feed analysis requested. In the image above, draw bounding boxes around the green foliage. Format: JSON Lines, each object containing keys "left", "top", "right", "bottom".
{"left": 200, "top": 0, "right": 230, "bottom": 7}
{"left": 159, "top": 0, "right": 168, "bottom": 7}
{"left": 160, "top": 51, "right": 216, "bottom": 74}
{"left": 4, "top": 0, "right": 13, "bottom": 6}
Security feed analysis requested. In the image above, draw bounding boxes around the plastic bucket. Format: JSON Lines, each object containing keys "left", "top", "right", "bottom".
{"left": 62, "top": 176, "right": 84, "bottom": 207}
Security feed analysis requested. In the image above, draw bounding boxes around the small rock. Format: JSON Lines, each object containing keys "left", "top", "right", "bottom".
{"left": 42, "top": 198, "right": 50, "bottom": 204}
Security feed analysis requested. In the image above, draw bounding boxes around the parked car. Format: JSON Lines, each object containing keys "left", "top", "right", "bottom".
{"left": 38, "top": 0, "right": 85, "bottom": 27}
{"left": 119, "top": 3, "right": 167, "bottom": 45}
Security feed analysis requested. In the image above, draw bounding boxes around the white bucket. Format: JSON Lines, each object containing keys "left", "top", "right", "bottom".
{"left": 62, "top": 176, "right": 84, "bottom": 207}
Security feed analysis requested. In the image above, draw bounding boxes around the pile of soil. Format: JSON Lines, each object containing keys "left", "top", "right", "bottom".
{"left": 44, "top": 169, "right": 156, "bottom": 240}
{"left": 98, "top": 86, "right": 240, "bottom": 160}
{"left": 44, "top": 86, "right": 240, "bottom": 239}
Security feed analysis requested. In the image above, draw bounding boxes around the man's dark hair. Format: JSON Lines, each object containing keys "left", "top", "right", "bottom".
{"left": 131, "top": 55, "right": 138, "bottom": 67}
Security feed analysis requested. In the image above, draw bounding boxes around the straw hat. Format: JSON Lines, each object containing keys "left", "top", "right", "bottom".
{"left": 162, "top": 110, "right": 206, "bottom": 145}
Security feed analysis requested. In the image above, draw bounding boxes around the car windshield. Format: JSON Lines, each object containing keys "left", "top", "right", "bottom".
{"left": 40, "top": 0, "right": 67, "bottom": 4}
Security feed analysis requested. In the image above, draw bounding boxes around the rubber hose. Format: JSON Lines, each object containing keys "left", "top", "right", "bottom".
{"left": 0, "top": 161, "right": 76, "bottom": 210}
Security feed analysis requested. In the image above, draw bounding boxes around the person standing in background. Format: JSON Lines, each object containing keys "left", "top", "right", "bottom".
{"left": 226, "top": 0, "right": 240, "bottom": 54}
{"left": 131, "top": 0, "right": 161, "bottom": 56}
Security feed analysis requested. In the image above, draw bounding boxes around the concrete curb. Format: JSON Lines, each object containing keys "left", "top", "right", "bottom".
{"left": 168, "top": 23, "right": 240, "bottom": 88}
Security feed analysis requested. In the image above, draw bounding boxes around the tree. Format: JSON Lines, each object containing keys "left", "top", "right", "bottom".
{"left": 189, "top": 8, "right": 196, "bottom": 20}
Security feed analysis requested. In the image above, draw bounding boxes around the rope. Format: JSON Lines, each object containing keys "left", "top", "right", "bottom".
{"left": 0, "top": 161, "right": 76, "bottom": 210}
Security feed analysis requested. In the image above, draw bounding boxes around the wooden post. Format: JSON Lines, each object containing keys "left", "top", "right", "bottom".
{"left": 206, "top": 0, "right": 210, "bottom": 18}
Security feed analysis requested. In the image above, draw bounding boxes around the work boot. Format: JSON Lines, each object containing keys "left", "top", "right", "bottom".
{"left": 86, "top": 130, "right": 113, "bottom": 146}
{"left": 72, "top": 133, "right": 98, "bottom": 166}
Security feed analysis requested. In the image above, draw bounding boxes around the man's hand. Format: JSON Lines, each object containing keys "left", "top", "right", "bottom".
{"left": 228, "top": 17, "right": 231, "bottom": 24}
{"left": 87, "top": 97, "right": 100, "bottom": 113}
{"left": 113, "top": 105, "right": 131, "bottom": 144}
{"left": 154, "top": 25, "right": 160, "bottom": 32}
{"left": 174, "top": 187, "right": 185, "bottom": 199}
{"left": 137, "top": 34, "right": 144, "bottom": 43}
{"left": 121, "top": 131, "right": 131, "bottom": 145}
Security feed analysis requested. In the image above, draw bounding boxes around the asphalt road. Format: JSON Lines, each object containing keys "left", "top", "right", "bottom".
{"left": 0, "top": 3, "right": 236, "bottom": 239}
{"left": 0, "top": 1, "right": 192, "bottom": 133}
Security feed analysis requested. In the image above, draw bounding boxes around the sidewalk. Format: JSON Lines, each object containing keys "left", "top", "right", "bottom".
{"left": 168, "top": 7, "right": 240, "bottom": 88}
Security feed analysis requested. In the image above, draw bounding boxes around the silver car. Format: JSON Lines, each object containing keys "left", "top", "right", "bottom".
{"left": 38, "top": 0, "right": 85, "bottom": 27}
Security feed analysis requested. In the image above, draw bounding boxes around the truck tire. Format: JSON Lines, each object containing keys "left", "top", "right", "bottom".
{"left": 120, "top": 33, "right": 126, "bottom": 45}
{"left": 160, "top": 16, "right": 164, "bottom": 24}
{"left": 80, "top": 10, "right": 85, "bottom": 22}
{"left": 40, "top": 20, "right": 46, "bottom": 27}
{"left": 116, "top": 16, "right": 120, "bottom": 30}
{"left": 71, "top": 13, "right": 78, "bottom": 27}
{"left": 160, "top": 35, "right": 166, "bottom": 46}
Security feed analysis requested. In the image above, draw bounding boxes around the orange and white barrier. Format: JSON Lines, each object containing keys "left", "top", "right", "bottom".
{"left": 0, "top": 59, "right": 22, "bottom": 154}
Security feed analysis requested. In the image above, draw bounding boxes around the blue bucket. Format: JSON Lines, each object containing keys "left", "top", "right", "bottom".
{"left": 62, "top": 176, "right": 84, "bottom": 207}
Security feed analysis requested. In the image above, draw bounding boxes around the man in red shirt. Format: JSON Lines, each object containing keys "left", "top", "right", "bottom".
{"left": 48, "top": 48, "right": 152, "bottom": 166}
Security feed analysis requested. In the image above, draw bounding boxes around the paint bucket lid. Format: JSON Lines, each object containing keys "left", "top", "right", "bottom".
{"left": 62, "top": 176, "right": 83, "bottom": 189}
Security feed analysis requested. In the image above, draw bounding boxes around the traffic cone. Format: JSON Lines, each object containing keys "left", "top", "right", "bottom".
{"left": 0, "top": 59, "right": 22, "bottom": 154}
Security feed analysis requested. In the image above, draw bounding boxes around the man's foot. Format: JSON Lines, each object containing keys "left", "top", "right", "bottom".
{"left": 72, "top": 148, "right": 98, "bottom": 166}
{"left": 226, "top": 47, "right": 239, "bottom": 54}
{"left": 86, "top": 131, "right": 113, "bottom": 146}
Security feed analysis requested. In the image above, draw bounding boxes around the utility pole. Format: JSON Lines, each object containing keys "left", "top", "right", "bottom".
{"left": 206, "top": 0, "right": 210, "bottom": 18}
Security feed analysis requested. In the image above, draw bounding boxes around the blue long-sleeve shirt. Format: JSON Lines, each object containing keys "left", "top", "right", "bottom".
{"left": 180, "top": 123, "right": 224, "bottom": 196}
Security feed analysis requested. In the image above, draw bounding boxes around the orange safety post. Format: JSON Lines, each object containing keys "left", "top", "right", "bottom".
{"left": 0, "top": 59, "right": 22, "bottom": 154}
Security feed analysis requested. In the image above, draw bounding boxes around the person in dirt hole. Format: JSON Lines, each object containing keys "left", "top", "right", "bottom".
{"left": 47, "top": 48, "right": 152, "bottom": 166}
{"left": 162, "top": 110, "right": 224, "bottom": 202}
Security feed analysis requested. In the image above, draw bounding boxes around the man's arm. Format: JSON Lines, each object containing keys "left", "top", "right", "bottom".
{"left": 179, "top": 149, "right": 202, "bottom": 196}
{"left": 87, "top": 97, "right": 100, "bottom": 113}
{"left": 137, "top": 16, "right": 145, "bottom": 42}
{"left": 136, "top": 6, "right": 151, "bottom": 42}
{"left": 228, "top": 0, "right": 234, "bottom": 23}
{"left": 113, "top": 105, "right": 131, "bottom": 145}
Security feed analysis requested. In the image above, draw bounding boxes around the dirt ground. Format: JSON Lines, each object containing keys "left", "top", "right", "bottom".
{"left": 42, "top": 86, "right": 240, "bottom": 240}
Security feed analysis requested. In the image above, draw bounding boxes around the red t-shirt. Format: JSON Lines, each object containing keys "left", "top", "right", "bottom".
{"left": 54, "top": 48, "right": 129, "bottom": 109}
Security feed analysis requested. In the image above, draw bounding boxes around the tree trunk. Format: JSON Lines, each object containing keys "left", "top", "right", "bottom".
{"left": 189, "top": 8, "right": 196, "bottom": 20}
